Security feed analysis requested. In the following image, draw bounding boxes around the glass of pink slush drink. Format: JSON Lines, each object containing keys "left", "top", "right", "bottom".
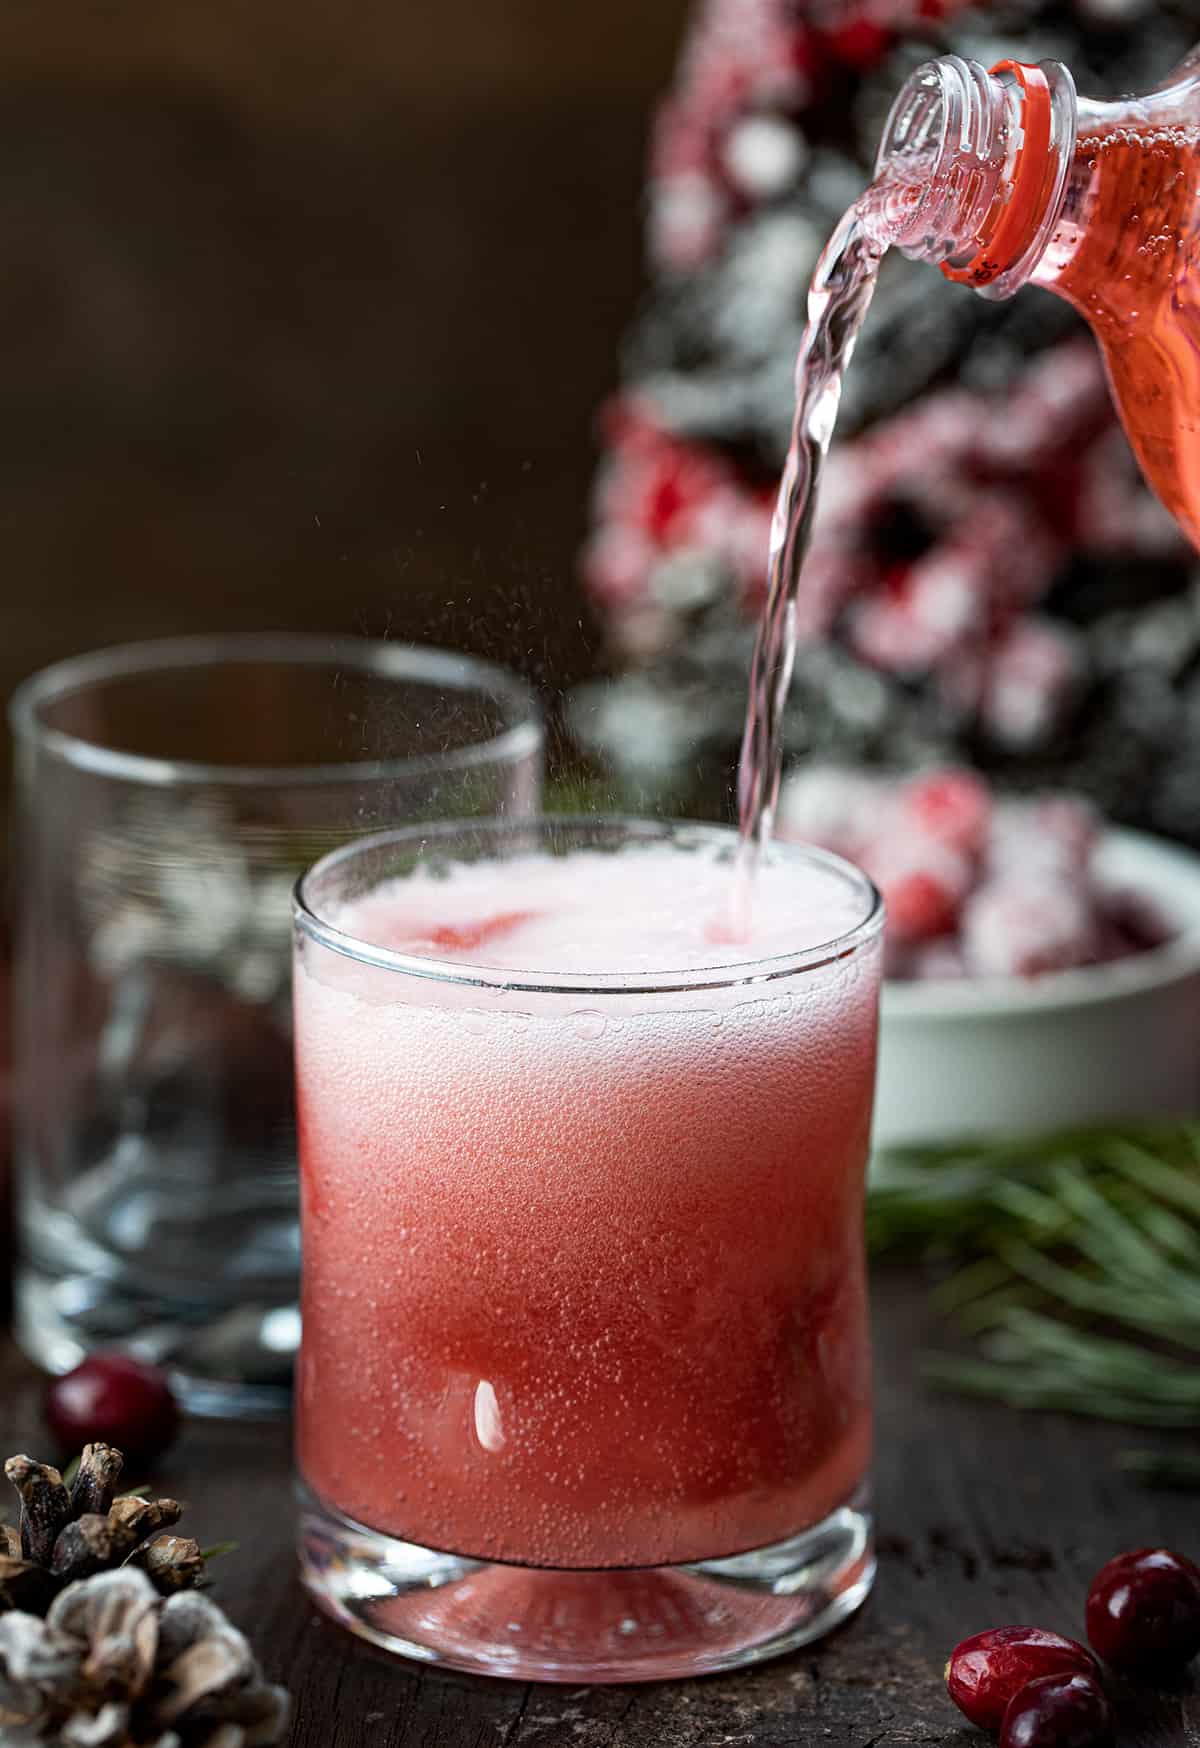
{"left": 293, "top": 816, "right": 883, "bottom": 1681}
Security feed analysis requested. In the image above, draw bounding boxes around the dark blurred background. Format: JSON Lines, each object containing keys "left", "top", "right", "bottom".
{"left": 0, "top": 0, "right": 692, "bottom": 786}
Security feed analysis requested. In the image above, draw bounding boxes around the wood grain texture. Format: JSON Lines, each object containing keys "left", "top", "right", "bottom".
{"left": 1, "top": 15, "right": 1194, "bottom": 1735}
{"left": 2, "top": 1271, "right": 1196, "bottom": 1746}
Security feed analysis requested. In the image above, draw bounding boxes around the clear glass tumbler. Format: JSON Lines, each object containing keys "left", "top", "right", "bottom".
{"left": 294, "top": 816, "right": 883, "bottom": 1681}
{"left": 11, "top": 634, "right": 542, "bottom": 1414}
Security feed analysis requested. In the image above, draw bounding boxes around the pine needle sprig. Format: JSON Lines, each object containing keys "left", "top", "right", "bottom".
{"left": 1118, "top": 1449, "right": 1200, "bottom": 1488}
{"left": 869, "top": 1124, "right": 1200, "bottom": 1469}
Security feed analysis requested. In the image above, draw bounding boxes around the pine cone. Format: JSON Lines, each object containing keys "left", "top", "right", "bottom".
{"left": 3, "top": 1449, "right": 204, "bottom": 1616}
{"left": 0, "top": 1565, "right": 289, "bottom": 1746}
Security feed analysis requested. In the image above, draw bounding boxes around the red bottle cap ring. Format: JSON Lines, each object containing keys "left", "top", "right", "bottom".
{"left": 942, "top": 59, "right": 1054, "bottom": 286}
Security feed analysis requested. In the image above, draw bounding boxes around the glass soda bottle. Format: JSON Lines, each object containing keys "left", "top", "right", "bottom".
{"left": 871, "top": 48, "right": 1200, "bottom": 549}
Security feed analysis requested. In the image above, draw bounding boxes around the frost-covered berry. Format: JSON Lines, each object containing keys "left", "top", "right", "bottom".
{"left": 722, "top": 114, "right": 808, "bottom": 200}
{"left": 777, "top": 765, "right": 887, "bottom": 858}
{"left": 900, "top": 769, "right": 991, "bottom": 859}
{"left": 961, "top": 877, "right": 1097, "bottom": 978}
{"left": 862, "top": 831, "right": 971, "bottom": 943}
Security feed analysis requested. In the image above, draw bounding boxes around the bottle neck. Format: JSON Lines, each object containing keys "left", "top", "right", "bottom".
{"left": 871, "top": 55, "right": 1078, "bottom": 299}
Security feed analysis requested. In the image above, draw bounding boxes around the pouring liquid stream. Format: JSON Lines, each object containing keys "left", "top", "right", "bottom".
{"left": 731, "top": 193, "right": 891, "bottom": 936}
{"left": 732, "top": 42, "right": 1200, "bottom": 938}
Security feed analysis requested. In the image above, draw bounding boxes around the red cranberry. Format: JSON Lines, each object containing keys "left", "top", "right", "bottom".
{"left": 1086, "top": 1548, "right": 1200, "bottom": 1674}
{"left": 901, "top": 769, "right": 991, "bottom": 859}
{"left": 819, "top": 18, "right": 892, "bottom": 69}
{"left": 1001, "top": 1673, "right": 1113, "bottom": 1748}
{"left": 946, "top": 1626, "right": 1101, "bottom": 1730}
{"left": 875, "top": 863, "right": 963, "bottom": 942}
{"left": 45, "top": 1352, "right": 180, "bottom": 1465}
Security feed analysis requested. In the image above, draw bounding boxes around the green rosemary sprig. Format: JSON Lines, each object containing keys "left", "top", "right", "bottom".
{"left": 868, "top": 1125, "right": 1200, "bottom": 1475}
{"left": 1118, "top": 1450, "right": 1200, "bottom": 1489}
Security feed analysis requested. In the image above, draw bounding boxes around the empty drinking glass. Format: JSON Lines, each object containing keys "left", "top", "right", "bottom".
{"left": 10, "top": 633, "right": 542, "bottom": 1413}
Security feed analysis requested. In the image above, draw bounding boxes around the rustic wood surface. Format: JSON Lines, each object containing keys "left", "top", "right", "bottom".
{"left": 2, "top": 1271, "right": 1197, "bottom": 1747}
{"left": 2, "top": 17, "right": 1199, "bottom": 1741}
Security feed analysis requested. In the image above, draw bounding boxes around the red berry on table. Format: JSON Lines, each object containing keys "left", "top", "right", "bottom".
{"left": 1085, "top": 1548, "right": 1200, "bottom": 1674}
{"left": 1001, "top": 1672, "right": 1113, "bottom": 1748}
{"left": 45, "top": 1352, "right": 180, "bottom": 1465}
{"left": 946, "top": 1626, "right": 1101, "bottom": 1731}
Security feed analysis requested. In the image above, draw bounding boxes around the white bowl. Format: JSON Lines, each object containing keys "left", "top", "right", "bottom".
{"left": 872, "top": 828, "right": 1200, "bottom": 1150}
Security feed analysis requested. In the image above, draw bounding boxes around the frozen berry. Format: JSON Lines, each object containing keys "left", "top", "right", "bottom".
{"left": 1001, "top": 1672, "right": 1113, "bottom": 1748}
{"left": 876, "top": 863, "right": 962, "bottom": 942}
{"left": 946, "top": 1626, "right": 1101, "bottom": 1731}
{"left": 849, "top": 577, "right": 950, "bottom": 674}
{"left": 1085, "top": 1548, "right": 1200, "bottom": 1674}
{"left": 580, "top": 525, "right": 656, "bottom": 610}
{"left": 901, "top": 769, "right": 991, "bottom": 858}
{"left": 960, "top": 878, "right": 1096, "bottom": 978}
{"left": 722, "top": 114, "right": 807, "bottom": 201}
{"left": 982, "top": 621, "right": 1083, "bottom": 750}
{"left": 862, "top": 835, "right": 970, "bottom": 944}
{"left": 909, "top": 938, "right": 967, "bottom": 980}
{"left": 776, "top": 764, "right": 885, "bottom": 859}
{"left": 45, "top": 1352, "right": 180, "bottom": 1465}
{"left": 819, "top": 18, "right": 892, "bottom": 68}
{"left": 1029, "top": 796, "right": 1099, "bottom": 871}
{"left": 1100, "top": 888, "right": 1172, "bottom": 956}
{"left": 988, "top": 798, "right": 1095, "bottom": 882}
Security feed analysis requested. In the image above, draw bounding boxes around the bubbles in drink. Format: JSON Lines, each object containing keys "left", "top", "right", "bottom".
{"left": 335, "top": 841, "right": 869, "bottom": 973}
{"left": 295, "top": 841, "right": 881, "bottom": 1569}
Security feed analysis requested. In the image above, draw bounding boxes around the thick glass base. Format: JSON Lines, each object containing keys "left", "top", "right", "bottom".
{"left": 16, "top": 1260, "right": 296, "bottom": 1420}
{"left": 297, "top": 1484, "right": 874, "bottom": 1683}
{"left": 16, "top": 1113, "right": 301, "bottom": 1417}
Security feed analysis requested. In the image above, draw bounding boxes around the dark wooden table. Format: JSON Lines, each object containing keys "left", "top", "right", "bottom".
{"left": 3, "top": 1272, "right": 1197, "bottom": 1747}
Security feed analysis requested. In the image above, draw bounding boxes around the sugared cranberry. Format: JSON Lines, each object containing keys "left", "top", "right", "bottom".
{"left": 1086, "top": 1548, "right": 1200, "bottom": 1674}
{"left": 876, "top": 862, "right": 963, "bottom": 942}
{"left": 45, "top": 1352, "right": 180, "bottom": 1465}
{"left": 946, "top": 1626, "right": 1101, "bottom": 1731}
{"left": 901, "top": 769, "right": 991, "bottom": 860}
{"left": 863, "top": 836, "right": 970, "bottom": 944}
{"left": 960, "top": 878, "right": 1096, "bottom": 979}
{"left": 819, "top": 17, "right": 892, "bottom": 69}
{"left": 1001, "top": 1672, "right": 1113, "bottom": 1748}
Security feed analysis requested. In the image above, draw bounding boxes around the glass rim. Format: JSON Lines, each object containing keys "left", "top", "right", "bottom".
{"left": 293, "top": 814, "right": 885, "bottom": 997}
{"left": 8, "top": 632, "right": 543, "bottom": 789}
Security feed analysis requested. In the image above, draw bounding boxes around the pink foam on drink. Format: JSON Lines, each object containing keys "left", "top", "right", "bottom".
{"left": 329, "top": 844, "right": 870, "bottom": 973}
{"left": 296, "top": 843, "right": 880, "bottom": 1570}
